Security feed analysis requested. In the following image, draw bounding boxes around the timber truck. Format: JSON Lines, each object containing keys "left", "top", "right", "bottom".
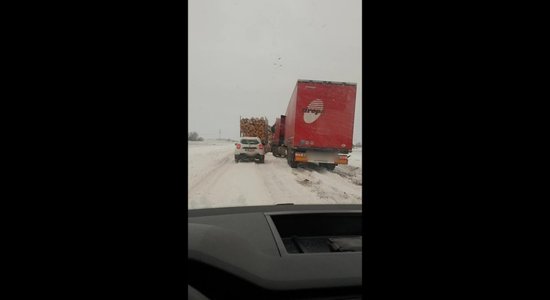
{"left": 279, "top": 79, "right": 357, "bottom": 170}
{"left": 270, "top": 115, "right": 286, "bottom": 157}
{"left": 239, "top": 116, "right": 271, "bottom": 151}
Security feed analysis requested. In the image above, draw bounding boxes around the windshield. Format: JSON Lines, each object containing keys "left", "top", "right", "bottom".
{"left": 188, "top": 0, "right": 362, "bottom": 210}
{"left": 241, "top": 139, "right": 260, "bottom": 145}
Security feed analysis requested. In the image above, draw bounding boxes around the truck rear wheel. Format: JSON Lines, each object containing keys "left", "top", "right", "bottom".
{"left": 287, "top": 150, "right": 298, "bottom": 168}
{"left": 272, "top": 146, "right": 279, "bottom": 157}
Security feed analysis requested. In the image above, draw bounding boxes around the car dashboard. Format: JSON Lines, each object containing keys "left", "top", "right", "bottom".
{"left": 188, "top": 204, "right": 363, "bottom": 300}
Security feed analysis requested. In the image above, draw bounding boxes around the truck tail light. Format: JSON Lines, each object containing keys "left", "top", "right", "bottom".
{"left": 258, "top": 144, "right": 263, "bottom": 150}
{"left": 295, "top": 152, "right": 308, "bottom": 162}
{"left": 336, "top": 155, "right": 348, "bottom": 164}
{"left": 236, "top": 144, "right": 241, "bottom": 149}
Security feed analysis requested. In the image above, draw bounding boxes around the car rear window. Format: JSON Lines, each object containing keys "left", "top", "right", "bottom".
{"left": 241, "top": 139, "right": 259, "bottom": 145}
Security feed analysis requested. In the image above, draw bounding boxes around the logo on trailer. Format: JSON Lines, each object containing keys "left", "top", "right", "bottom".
{"left": 303, "top": 99, "right": 324, "bottom": 123}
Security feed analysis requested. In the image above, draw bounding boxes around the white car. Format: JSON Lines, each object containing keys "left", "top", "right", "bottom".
{"left": 234, "top": 137, "right": 265, "bottom": 163}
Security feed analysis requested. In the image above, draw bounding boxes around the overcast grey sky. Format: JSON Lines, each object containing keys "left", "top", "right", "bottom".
{"left": 189, "top": 0, "right": 362, "bottom": 142}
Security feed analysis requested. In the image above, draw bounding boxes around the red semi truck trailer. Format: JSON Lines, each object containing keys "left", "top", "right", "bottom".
{"left": 270, "top": 115, "right": 286, "bottom": 157}
{"left": 281, "top": 79, "right": 357, "bottom": 170}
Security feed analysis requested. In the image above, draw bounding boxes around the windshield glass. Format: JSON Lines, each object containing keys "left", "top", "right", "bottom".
{"left": 188, "top": 0, "right": 362, "bottom": 210}
{"left": 241, "top": 139, "right": 260, "bottom": 145}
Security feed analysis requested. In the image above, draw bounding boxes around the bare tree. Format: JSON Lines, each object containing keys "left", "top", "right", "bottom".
{"left": 188, "top": 132, "right": 203, "bottom": 141}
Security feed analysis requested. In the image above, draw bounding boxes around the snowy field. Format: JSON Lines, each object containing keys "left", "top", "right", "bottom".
{"left": 188, "top": 140, "right": 363, "bottom": 209}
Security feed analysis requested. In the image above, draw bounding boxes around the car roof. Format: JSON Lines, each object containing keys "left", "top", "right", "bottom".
{"left": 241, "top": 137, "right": 260, "bottom": 140}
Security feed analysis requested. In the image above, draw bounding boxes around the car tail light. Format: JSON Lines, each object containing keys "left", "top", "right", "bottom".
{"left": 258, "top": 144, "right": 263, "bottom": 149}
{"left": 236, "top": 144, "right": 241, "bottom": 149}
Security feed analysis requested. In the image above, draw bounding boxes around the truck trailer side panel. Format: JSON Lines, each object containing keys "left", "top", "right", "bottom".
{"left": 273, "top": 118, "right": 281, "bottom": 145}
{"left": 285, "top": 80, "right": 357, "bottom": 151}
{"left": 273, "top": 115, "right": 286, "bottom": 145}
{"left": 284, "top": 84, "right": 299, "bottom": 147}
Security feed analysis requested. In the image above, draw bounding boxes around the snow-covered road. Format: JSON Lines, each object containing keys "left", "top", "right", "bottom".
{"left": 188, "top": 140, "right": 363, "bottom": 209}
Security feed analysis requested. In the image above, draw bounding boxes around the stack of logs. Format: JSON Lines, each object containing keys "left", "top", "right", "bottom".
{"left": 240, "top": 117, "right": 269, "bottom": 144}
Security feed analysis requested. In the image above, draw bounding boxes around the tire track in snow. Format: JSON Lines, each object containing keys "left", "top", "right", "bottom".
{"left": 291, "top": 164, "right": 362, "bottom": 204}
{"left": 255, "top": 155, "right": 319, "bottom": 205}
{"left": 188, "top": 153, "right": 230, "bottom": 189}
{"left": 188, "top": 154, "right": 234, "bottom": 208}
{"left": 333, "top": 165, "right": 362, "bottom": 186}
{"left": 188, "top": 141, "right": 362, "bottom": 208}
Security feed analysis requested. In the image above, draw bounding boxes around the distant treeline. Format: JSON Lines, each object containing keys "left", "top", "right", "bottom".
{"left": 188, "top": 132, "right": 204, "bottom": 141}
